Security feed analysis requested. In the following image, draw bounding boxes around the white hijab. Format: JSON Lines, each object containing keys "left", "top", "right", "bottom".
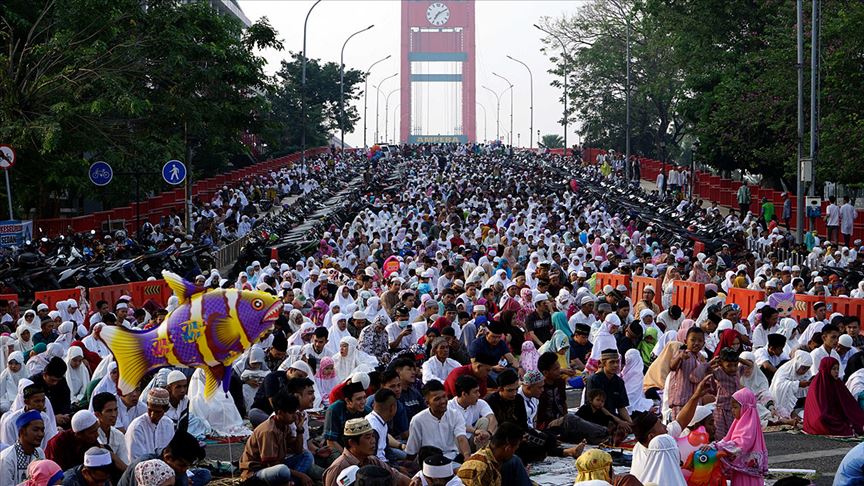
{"left": 54, "top": 321, "right": 75, "bottom": 352}
{"left": 620, "top": 349, "right": 654, "bottom": 413}
{"left": 333, "top": 285, "right": 356, "bottom": 310}
{"left": 738, "top": 351, "right": 771, "bottom": 404}
{"left": 589, "top": 315, "right": 620, "bottom": 363}
{"left": 188, "top": 368, "right": 250, "bottom": 438}
{"left": 88, "top": 362, "right": 119, "bottom": 411}
{"left": 332, "top": 336, "right": 362, "bottom": 381}
{"left": 0, "top": 351, "right": 25, "bottom": 405}
{"left": 631, "top": 434, "right": 687, "bottom": 486}
{"left": 326, "top": 314, "right": 352, "bottom": 356}
{"left": 769, "top": 351, "right": 813, "bottom": 417}
{"left": 64, "top": 346, "right": 91, "bottom": 400}
{"left": 14, "top": 324, "right": 33, "bottom": 355}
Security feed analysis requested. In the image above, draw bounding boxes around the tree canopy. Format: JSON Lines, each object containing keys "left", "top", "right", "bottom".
{"left": 539, "top": 0, "right": 864, "bottom": 188}
{"left": 0, "top": 0, "right": 365, "bottom": 217}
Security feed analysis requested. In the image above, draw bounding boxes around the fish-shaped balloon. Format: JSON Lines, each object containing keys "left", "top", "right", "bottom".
{"left": 96, "top": 271, "right": 282, "bottom": 398}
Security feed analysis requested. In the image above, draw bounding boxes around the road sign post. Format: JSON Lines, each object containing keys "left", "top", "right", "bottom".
{"left": 0, "top": 145, "right": 16, "bottom": 220}
{"left": 88, "top": 161, "right": 113, "bottom": 186}
{"left": 162, "top": 160, "right": 186, "bottom": 186}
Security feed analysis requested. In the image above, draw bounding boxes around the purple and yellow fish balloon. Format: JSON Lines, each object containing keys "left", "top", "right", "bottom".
{"left": 96, "top": 271, "right": 282, "bottom": 397}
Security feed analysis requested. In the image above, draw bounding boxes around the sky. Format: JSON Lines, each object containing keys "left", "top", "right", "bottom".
{"left": 238, "top": 0, "right": 585, "bottom": 148}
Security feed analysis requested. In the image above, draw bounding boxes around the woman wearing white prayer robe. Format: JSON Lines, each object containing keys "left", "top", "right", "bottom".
{"left": 0, "top": 351, "right": 24, "bottom": 412}
{"left": 53, "top": 321, "right": 75, "bottom": 354}
{"left": 332, "top": 336, "right": 377, "bottom": 382}
{"left": 82, "top": 323, "right": 110, "bottom": 358}
{"left": 232, "top": 347, "right": 269, "bottom": 412}
{"left": 64, "top": 346, "right": 90, "bottom": 407}
{"left": 768, "top": 352, "right": 813, "bottom": 419}
{"left": 187, "top": 368, "right": 249, "bottom": 438}
{"left": 0, "top": 379, "right": 58, "bottom": 449}
{"left": 621, "top": 349, "right": 655, "bottom": 414}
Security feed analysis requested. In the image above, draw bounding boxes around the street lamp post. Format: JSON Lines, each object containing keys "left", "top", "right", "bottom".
{"left": 625, "top": 18, "right": 631, "bottom": 180}
{"left": 301, "top": 0, "right": 322, "bottom": 164}
{"left": 340, "top": 24, "right": 374, "bottom": 153}
{"left": 476, "top": 103, "right": 487, "bottom": 142}
{"left": 392, "top": 104, "right": 400, "bottom": 143}
{"left": 534, "top": 24, "right": 570, "bottom": 154}
{"left": 374, "top": 73, "right": 397, "bottom": 144}
{"left": 507, "top": 55, "right": 533, "bottom": 149}
{"left": 481, "top": 85, "right": 501, "bottom": 142}
{"left": 363, "top": 55, "right": 390, "bottom": 149}
{"left": 492, "top": 72, "right": 514, "bottom": 147}
{"left": 384, "top": 88, "right": 400, "bottom": 146}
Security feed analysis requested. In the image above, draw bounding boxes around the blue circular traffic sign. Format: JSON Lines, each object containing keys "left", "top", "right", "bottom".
{"left": 162, "top": 160, "right": 186, "bottom": 185}
{"left": 89, "top": 161, "right": 113, "bottom": 186}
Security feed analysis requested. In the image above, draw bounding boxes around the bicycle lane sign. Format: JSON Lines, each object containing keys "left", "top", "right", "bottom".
{"left": 89, "top": 161, "right": 113, "bottom": 186}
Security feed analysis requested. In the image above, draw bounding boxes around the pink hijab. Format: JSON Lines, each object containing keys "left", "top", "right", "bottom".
{"left": 676, "top": 319, "right": 695, "bottom": 343}
{"left": 22, "top": 460, "right": 63, "bottom": 486}
{"left": 521, "top": 341, "right": 540, "bottom": 372}
{"left": 718, "top": 388, "right": 768, "bottom": 478}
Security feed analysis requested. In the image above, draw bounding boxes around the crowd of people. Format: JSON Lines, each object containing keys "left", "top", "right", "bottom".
{"left": 0, "top": 145, "right": 862, "bottom": 486}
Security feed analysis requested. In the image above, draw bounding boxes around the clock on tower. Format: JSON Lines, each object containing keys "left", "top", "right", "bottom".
{"left": 400, "top": 0, "right": 476, "bottom": 143}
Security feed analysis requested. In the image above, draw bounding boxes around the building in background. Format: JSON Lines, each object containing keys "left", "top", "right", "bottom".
{"left": 179, "top": 0, "right": 252, "bottom": 28}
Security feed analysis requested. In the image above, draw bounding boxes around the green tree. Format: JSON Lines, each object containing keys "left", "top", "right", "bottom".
{"left": 261, "top": 53, "right": 365, "bottom": 154}
{"left": 0, "top": 0, "right": 281, "bottom": 216}
{"left": 540, "top": 134, "right": 564, "bottom": 148}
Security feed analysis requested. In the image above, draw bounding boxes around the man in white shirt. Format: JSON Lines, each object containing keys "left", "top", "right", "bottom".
{"left": 810, "top": 323, "right": 843, "bottom": 379}
{"left": 840, "top": 196, "right": 858, "bottom": 247}
{"left": 518, "top": 371, "right": 543, "bottom": 429}
{"left": 568, "top": 296, "right": 596, "bottom": 332}
{"left": 656, "top": 306, "right": 684, "bottom": 332}
{"left": 125, "top": 388, "right": 174, "bottom": 462}
{"left": 826, "top": 196, "right": 841, "bottom": 243}
{"left": 447, "top": 376, "right": 496, "bottom": 450}
{"left": 92, "top": 392, "right": 130, "bottom": 467}
{"left": 365, "top": 389, "right": 399, "bottom": 463}
{"left": 164, "top": 370, "right": 189, "bottom": 424}
{"left": 405, "top": 381, "right": 470, "bottom": 461}
{"left": 753, "top": 334, "right": 789, "bottom": 382}
{"left": 422, "top": 337, "right": 461, "bottom": 384}
{"left": 0, "top": 410, "right": 45, "bottom": 484}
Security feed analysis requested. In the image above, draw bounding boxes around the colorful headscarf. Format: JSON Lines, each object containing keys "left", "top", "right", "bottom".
{"left": 134, "top": 459, "right": 175, "bottom": 486}
{"left": 637, "top": 327, "right": 658, "bottom": 367}
{"left": 575, "top": 449, "right": 612, "bottom": 482}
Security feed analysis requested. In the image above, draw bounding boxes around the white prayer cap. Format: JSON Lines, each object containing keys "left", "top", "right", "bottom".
{"left": 532, "top": 293, "right": 549, "bottom": 305}
{"left": 422, "top": 455, "right": 456, "bottom": 479}
{"left": 37, "top": 303, "right": 49, "bottom": 311}
{"left": 167, "top": 370, "right": 187, "bottom": 385}
{"left": 687, "top": 404, "right": 716, "bottom": 428}
{"left": 839, "top": 334, "right": 854, "bottom": 348}
{"left": 71, "top": 410, "right": 98, "bottom": 432}
{"left": 83, "top": 447, "right": 113, "bottom": 467}
{"left": 289, "top": 360, "right": 313, "bottom": 377}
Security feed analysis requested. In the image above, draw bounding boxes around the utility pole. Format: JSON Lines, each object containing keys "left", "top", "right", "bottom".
{"left": 374, "top": 73, "right": 397, "bottom": 144}
{"left": 481, "top": 85, "right": 501, "bottom": 142}
{"left": 809, "top": 0, "right": 820, "bottom": 199}
{"left": 625, "top": 17, "right": 632, "bottom": 180}
{"left": 384, "top": 88, "right": 400, "bottom": 146}
{"left": 340, "top": 24, "right": 374, "bottom": 153}
{"left": 534, "top": 24, "right": 569, "bottom": 153}
{"left": 301, "top": 0, "right": 322, "bottom": 164}
{"left": 507, "top": 55, "right": 533, "bottom": 148}
{"left": 492, "top": 73, "right": 514, "bottom": 147}
{"left": 363, "top": 55, "right": 390, "bottom": 149}
{"left": 796, "top": 0, "right": 805, "bottom": 241}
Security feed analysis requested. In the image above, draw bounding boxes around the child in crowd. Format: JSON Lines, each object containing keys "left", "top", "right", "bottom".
{"left": 666, "top": 327, "right": 706, "bottom": 420}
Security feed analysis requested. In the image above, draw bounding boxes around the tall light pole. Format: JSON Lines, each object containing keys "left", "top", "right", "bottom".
{"left": 374, "top": 73, "right": 398, "bottom": 144}
{"left": 476, "top": 103, "right": 487, "bottom": 142}
{"left": 507, "top": 55, "right": 533, "bottom": 149}
{"left": 384, "top": 88, "right": 400, "bottom": 146}
{"left": 493, "top": 73, "right": 514, "bottom": 147}
{"left": 796, "top": 0, "right": 805, "bottom": 240}
{"left": 392, "top": 104, "right": 400, "bottom": 143}
{"left": 363, "top": 55, "right": 390, "bottom": 149}
{"left": 534, "top": 24, "right": 569, "bottom": 154}
{"left": 340, "top": 24, "right": 374, "bottom": 153}
{"left": 625, "top": 17, "right": 631, "bottom": 179}
{"left": 481, "top": 85, "right": 501, "bottom": 141}
{"left": 301, "top": 0, "right": 322, "bottom": 164}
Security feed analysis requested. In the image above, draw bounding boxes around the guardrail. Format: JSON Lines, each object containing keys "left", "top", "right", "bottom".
{"left": 214, "top": 234, "right": 250, "bottom": 271}
{"left": 745, "top": 240, "right": 807, "bottom": 268}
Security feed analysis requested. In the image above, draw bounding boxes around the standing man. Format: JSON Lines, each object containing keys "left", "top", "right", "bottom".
{"left": 737, "top": 182, "right": 751, "bottom": 222}
{"left": 840, "top": 196, "right": 857, "bottom": 247}
{"left": 782, "top": 192, "right": 792, "bottom": 229}
{"left": 826, "top": 196, "right": 840, "bottom": 243}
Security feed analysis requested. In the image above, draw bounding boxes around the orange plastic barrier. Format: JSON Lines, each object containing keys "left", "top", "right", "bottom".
{"left": 0, "top": 294, "right": 19, "bottom": 320}
{"left": 594, "top": 273, "right": 630, "bottom": 294}
{"left": 33, "top": 289, "right": 82, "bottom": 310}
{"left": 725, "top": 288, "right": 765, "bottom": 318}
{"left": 88, "top": 284, "right": 132, "bottom": 310}
{"left": 129, "top": 280, "right": 172, "bottom": 308}
{"left": 692, "top": 241, "right": 705, "bottom": 258}
{"left": 631, "top": 276, "right": 663, "bottom": 310}
{"left": 792, "top": 294, "right": 824, "bottom": 322}
{"left": 672, "top": 281, "right": 706, "bottom": 318}
{"left": 827, "top": 297, "right": 864, "bottom": 323}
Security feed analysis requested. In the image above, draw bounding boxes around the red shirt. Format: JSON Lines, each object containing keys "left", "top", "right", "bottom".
{"left": 443, "top": 365, "right": 486, "bottom": 398}
{"left": 45, "top": 429, "right": 95, "bottom": 471}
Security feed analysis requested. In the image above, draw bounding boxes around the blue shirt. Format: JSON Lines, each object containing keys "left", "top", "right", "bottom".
{"left": 323, "top": 400, "right": 371, "bottom": 445}
{"left": 469, "top": 336, "right": 509, "bottom": 361}
{"left": 835, "top": 442, "right": 864, "bottom": 486}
